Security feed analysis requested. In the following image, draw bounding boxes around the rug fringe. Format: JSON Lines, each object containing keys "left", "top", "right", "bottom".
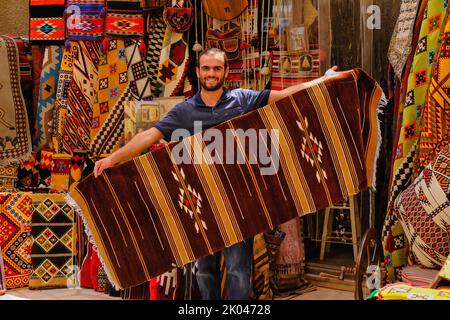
{"left": 372, "top": 90, "right": 388, "bottom": 191}
{"left": 65, "top": 194, "right": 121, "bottom": 291}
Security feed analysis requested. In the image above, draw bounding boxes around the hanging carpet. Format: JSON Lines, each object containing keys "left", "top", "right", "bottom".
{"left": 89, "top": 39, "right": 152, "bottom": 156}
{"left": 29, "top": 0, "right": 66, "bottom": 45}
{"left": 0, "top": 193, "right": 33, "bottom": 289}
{"left": 66, "top": 0, "right": 105, "bottom": 41}
{"left": 52, "top": 45, "right": 75, "bottom": 153}
{"left": 33, "top": 45, "right": 63, "bottom": 151}
{"left": 29, "top": 193, "right": 77, "bottom": 289}
{"left": 391, "top": 143, "right": 450, "bottom": 269}
{"left": 417, "top": 14, "right": 450, "bottom": 170}
{"left": 0, "top": 36, "right": 32, "bottom": 166}
{"left": 383, "top": 0, "right": 448, "bottom": 282}
{"left": 68, "top": 69, "right": 383, "bottom": 289}
{"left": 63, "top": 41, "right": 100, "bottom": 154}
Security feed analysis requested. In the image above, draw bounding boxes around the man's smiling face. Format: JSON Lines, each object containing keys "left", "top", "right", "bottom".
{"left": 196, "top": 53, "right": 229, "bottom": 91}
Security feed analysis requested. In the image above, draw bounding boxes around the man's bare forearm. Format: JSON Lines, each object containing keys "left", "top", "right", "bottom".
{"left": 108, "top": 127, "right": 164, "bottom": 165}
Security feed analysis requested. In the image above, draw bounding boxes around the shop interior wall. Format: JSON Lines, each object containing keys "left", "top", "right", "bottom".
{"left": 0, "top": 0, "right": 29, "bottom": 36}
{"left": 330, "top": 0, "right": 400, "bottom": 233}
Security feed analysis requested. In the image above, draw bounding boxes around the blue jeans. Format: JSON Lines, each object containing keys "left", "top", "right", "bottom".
{"left": 196, "top": 239, "right": 253, "bottom": 300}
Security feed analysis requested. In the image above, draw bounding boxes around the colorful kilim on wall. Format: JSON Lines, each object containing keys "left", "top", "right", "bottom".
{"left": 29, "top": 194, "right": 76, "bottom": 289}
{"left": 124, "top": 39, "right": 152, "bottom": 100}
{"left": 33, "top": 45, "right": 63, "bottom": 151}
{"left": 0, "top": 193, "right": 33, "bottom": 289}
{"left": 384, "top": 0, "right": 448, "bottom": 282}
{"left": 155, "top": 27, "right": 192, "bottom": 97}
{"left": 31, "top": 46, "right": 45, "bottom": 131}
{"left": 66, "top": 0, "right": 105, "bottom": 41}
{"left": 417, "top": 15, "right": 450, "bottom": 170}
{"left": 0, "top": 166, "right": 18, "bottom": 192}
{"left": 145, "top": 15, "right": 165, "bottom": 97}
{"left": 91, "top": 39, "right": 128, "bottom": 146}
{"left": 69, "top": 69, "right": 383, "bottom": 289}
{"left": 105, "top": 0, "right": 145, "bottom": 39}
{"left": 29, "top": 0, "right": 66, "bottom": 44}
{"left": 0, "top": 36, "right": 32, "bottom": 166}
{"left": 63, "top": 41, "right": 100, "bottom": 154}
{"left": 90, "top": 39, "right": 153, "bottom": 156}
{"left": 52, "top": 45, "right": 75, "bottom": 154}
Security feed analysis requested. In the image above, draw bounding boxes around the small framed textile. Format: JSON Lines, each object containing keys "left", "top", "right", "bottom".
{"left": 287, "top": 24, "right": 309, "bottom": 52}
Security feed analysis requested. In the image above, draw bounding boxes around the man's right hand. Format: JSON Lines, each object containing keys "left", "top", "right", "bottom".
{"left": 94, "top": 157, "right": 115, "bottom": 178}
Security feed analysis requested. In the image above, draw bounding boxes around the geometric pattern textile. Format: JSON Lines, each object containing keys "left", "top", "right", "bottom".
{"left": 52, "top": 45, "right": 75, "bottom": 154}
{"left": 155, "top": 27, "right": 191, "bottom": 98}
{"left": 105, "top": 0, "right": 144, "bottom": 39}
{"left": 50, "top": 153, "right": 72, "bottom": 193}
{"left": 390, "top": 0, "right": 447, "bottom": 191}
{"left": 384, "top": 1, "right": 448, "bottom": 281}
{"left": 33, "top": 45, "right": 63, "bottom": 151}
{"left": 32, "top": 46, "right": 45, "bottom": 135}
{"left": 145, "top": 15, "right": 165, "bottom": 98}
{"left": 0, "top": 36, "right": 32, "bottom": 166}
{"left": 63, "top": 41, "right": 101, "bottom": 154}
{"left": 91, "top": 39, "right": 128, "bottom": 146}
{"left": 89, "top": 39, "right": 152, "bottom": 156}
{"left": 0, "top": 166, "right": 18, "bottom": 192}
{"left": 417, "top": 13, "right": 450, "bottom": 170}
{"left": 69, "top": 69, "right": 383, "bottom": 289}
{"left": 29, "top": 193, "right": 76, "bottom": 289}
{"left": 388, "top": 0, "right": 422, "bottom": 80}
{"left": 0, "top": 192, "right": 33, "bottom": 289}
{"left": 89, "top": 87, "right": 133, "bottom": 156}
{"left": 66, "top": 1, "right": 105, "bottom": 41}
{"left": 124, "top": 39, "right": 152, "bottom": 101}
{"left": 16, "top": 152, "right": 37, "bottom": 189}
{"left": 392, "top": 143, "right": 450, "bottom": 269}
{"left": 39, "top": 149, "right": 53, "bottom": 187}
{"left": 29, "top": 0, "right": 66, "bottom": 45}
{"left": 68, "top": 150, "right": 89, "bottom": 192}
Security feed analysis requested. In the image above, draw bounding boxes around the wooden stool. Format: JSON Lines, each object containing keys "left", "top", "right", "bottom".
{"left": 320, "top": 195, "right": 360, "bottom": 262}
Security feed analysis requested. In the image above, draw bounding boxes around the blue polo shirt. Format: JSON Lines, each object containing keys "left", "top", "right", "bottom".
{"left": 154, "top": 88, "right": 271, "bottom": 141}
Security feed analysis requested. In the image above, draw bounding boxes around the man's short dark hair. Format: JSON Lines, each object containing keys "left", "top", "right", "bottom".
{"left": 198, "top": 48, "right": 228, "bottom": 69}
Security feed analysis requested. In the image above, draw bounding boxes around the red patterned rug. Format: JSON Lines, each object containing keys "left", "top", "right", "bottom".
{"left": 0, "top": 193, "right": 33, "bottom": 289}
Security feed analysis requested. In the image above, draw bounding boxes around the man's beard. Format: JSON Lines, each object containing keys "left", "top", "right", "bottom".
{"left": 200, "top": 75, "right": 226, "bottom": 91}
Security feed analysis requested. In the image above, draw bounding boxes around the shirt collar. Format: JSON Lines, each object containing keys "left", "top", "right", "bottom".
{"left": 193, "top": 88, "right": 232, "bottom": 107}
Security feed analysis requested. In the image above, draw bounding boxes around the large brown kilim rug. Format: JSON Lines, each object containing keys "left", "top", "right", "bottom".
{"left": 69, "top": 69, "right": 384, "bottom": 289}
